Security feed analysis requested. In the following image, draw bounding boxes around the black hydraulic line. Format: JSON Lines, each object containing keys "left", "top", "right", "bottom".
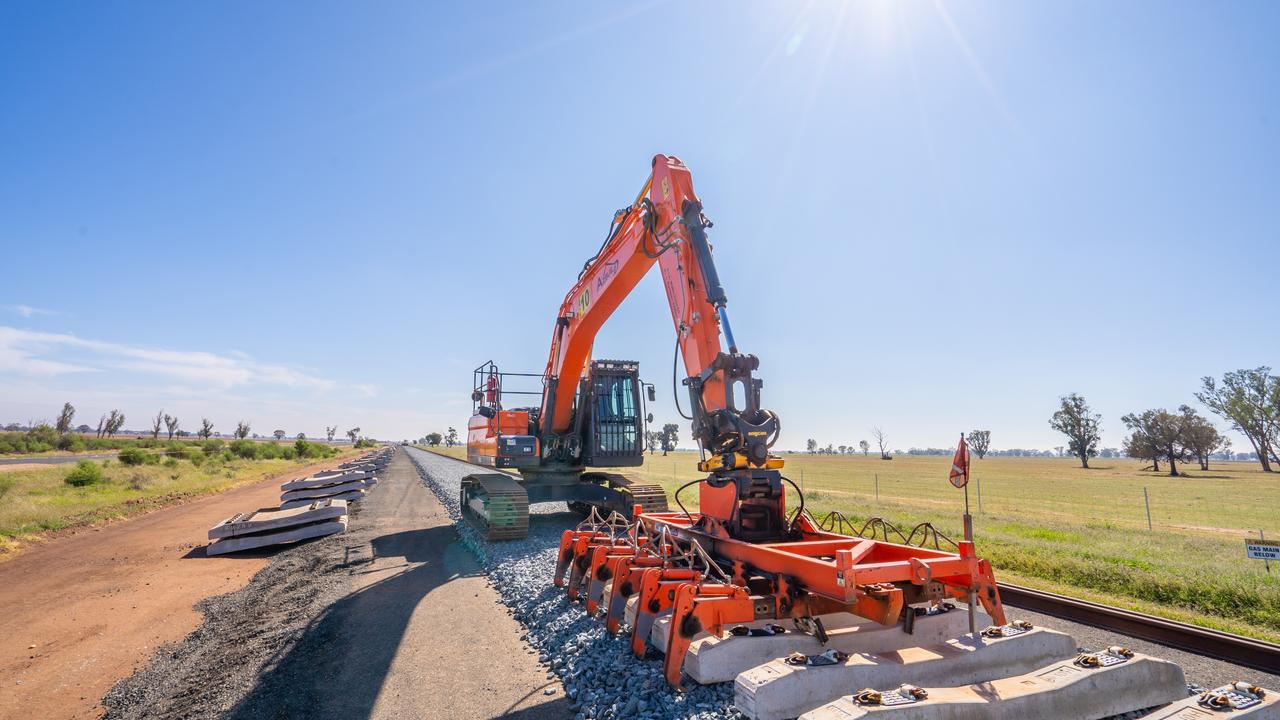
{"left": 672, "top": 339, "right": 693, "bottom": 421}
{"left": 672, "top": 477, "right": 707, "bottom": 521}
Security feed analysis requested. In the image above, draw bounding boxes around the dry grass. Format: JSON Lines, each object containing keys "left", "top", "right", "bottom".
{"left": 0, "top": 450, "right": 360, "bottom": 558}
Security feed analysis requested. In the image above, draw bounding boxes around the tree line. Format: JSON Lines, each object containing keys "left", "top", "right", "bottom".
{"left": 1049, "top": 366, "right": 1278, "bottom": 475}
{"left": 3, "top": 401, "right": 364, "bottom": 451}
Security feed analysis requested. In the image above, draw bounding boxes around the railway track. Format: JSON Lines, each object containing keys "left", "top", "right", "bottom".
{"left": 999, "top": 582, "right": 1280, "bottom": 675}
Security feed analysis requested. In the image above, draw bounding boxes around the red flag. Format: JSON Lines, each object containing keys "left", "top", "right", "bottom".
{"left": 949, "top": 434, "right": 969, "bottom": 489}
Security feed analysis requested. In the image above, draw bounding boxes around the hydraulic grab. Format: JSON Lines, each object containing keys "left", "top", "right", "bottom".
{"left": 467, "top": 154, "right": 1007, "bottom": 688}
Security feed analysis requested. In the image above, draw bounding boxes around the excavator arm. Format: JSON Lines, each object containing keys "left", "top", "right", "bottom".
{"left": 540, "top": 154, "right": 780, "bottom": 481}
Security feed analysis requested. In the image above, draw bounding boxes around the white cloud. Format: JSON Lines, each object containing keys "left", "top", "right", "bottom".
{"left": 5, "top": 304, "right": 58, "bottom": 318}
{"left": 0, "top": 326, "right": 342, "bottom": 391}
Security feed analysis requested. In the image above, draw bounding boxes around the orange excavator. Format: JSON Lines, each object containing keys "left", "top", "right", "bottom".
{"left": 467, "top": 155, "right": 1005, "bottom": 687}
{"left": 462, "top": 152, "right": 781, "bottom": 540}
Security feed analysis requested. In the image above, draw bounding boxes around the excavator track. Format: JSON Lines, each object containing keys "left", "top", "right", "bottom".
{"left": 585, "top": 472, "right": 670, "bottom": 517}
{"left": 460, "top": 473, "right": 530, "bottom": 541}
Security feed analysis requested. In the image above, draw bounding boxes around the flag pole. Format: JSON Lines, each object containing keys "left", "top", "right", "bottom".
{"left": 961, "top": 433, "right": 977, "bottom": 635}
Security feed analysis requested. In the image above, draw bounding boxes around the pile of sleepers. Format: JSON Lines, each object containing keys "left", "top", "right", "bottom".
{"left": 205, "top": 446, "right": 392, "bottom": 556}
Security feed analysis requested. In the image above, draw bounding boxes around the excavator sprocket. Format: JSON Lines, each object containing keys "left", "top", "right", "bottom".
{"left": 461, "top": 473, "right": 530, "bottom": 541}
{"left": 585, "top": 472, "right": 670, "bottom": 517}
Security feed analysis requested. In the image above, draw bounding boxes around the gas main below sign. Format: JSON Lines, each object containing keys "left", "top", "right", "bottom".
{"left": 1245, "top": 537, "right": 1280, "bottom": 560}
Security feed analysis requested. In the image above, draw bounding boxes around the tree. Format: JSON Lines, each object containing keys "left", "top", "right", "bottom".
{"left": 297, "top": 432, "right": 306, "bottom": 440}
{"left": 105, "top": 410, "right": 125, "bottom": 437}
{"left": 56, "top": 402, "right": 75, "bottom": 436}
{"left": 235, "top": 421, "right": 251, "bottom": 440}
{"left": 1122, "top": 408, "right": 1195, "bottom": 476}
{"left": 424, "top": 432, "right": 442, "bottom": 446}
{"left": 1179, "top": 405, "right": 1224, "bottom": 471}
{"left": 164, "top": 414, "right": 179, "bottom": 440}
{"left": 445, "top": 427, "right": 458, "bottom": 447}
{"left": 871, "top": 427, "right": 890, "bottom": 459}
{"left": 1048, "top": 393, "right": 1101, "bottom": 468}
{"left": 644, "top": 430, "right": 659, "bottom": 453}
{"left": 660, "top": 423, "right": 679, "bottom": 455}
{"left": 347, "top": 427, "right": 361, "bottom": 444}
{"left": 152, "top": 410, "right": 164, "bottom": 439}
{"left": 326, "top": 426, "right": 337, "bottom": 442}
{"left": 838, "top": 445, "right": 847, "bottom": 455}
{"left": 968, "top": 430, "right": 991, "bottom": 460}
{"left": 198, "top": 418, "right": 214, "bottom": 439}
{"left": 272, "top": 429, "right": 285, "bottom": 440}
{"left": 858, "top": 439, "right": 869, "bottom": 457}
{"left": 1196, "top": 368, "right": 1278, "bottom": 472}
{"left": 96, "top": 414, "right": 107, "bottom": 438}
{"left": 75, "top": 423, "right": 91, "bottom": 434}
{"left": 806, "top": 438, "right": 817, "bottom": 454}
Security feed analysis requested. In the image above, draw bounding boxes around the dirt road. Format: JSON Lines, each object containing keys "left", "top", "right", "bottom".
{"left": 102, "top": 448, "right": 568, "bottom": 720}
{"left": 0, "top": 455, "right": 359, "bottom": 720}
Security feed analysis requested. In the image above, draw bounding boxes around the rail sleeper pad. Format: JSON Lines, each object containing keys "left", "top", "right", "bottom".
{"left": 281, "top": 480, "right": 370, "bottom": 502}
{"left": 208, "top": 499, "right": 349, "bottom": 539}
{"left": 279, "top": 489, "right": 366, "bottom": 510}
{"left": 655, "top": 609, "right": 993, "bottom": 685}
{"left": 734, "top": 626, "right": 1079, "bottom": 720}
{"left": 1142, "top": 684, "right": 1278, "bottom": 720}
{"left": 206, "top": 517, "right": 347, "bottom": 556}
{"left": 281, "top": 470, "right": 376, "bottom": 491}
{"left": 798, "top": 652, "right": 1189, "bottom": 720}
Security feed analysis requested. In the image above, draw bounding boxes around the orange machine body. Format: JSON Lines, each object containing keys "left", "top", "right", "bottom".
{"left": 467, "top": 409, "right": 538, "bottom": 469}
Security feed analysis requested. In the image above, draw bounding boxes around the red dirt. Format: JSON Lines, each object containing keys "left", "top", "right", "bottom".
{"left": 0, "top": 456, "right": 354, "bottom": 720}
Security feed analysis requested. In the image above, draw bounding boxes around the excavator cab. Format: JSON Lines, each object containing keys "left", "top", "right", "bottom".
{"left": 579, "top": 360, "right": 648, "bottom": 467}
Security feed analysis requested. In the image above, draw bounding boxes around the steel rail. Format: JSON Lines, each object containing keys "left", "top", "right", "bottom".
{"left": 999, "top": 582, "right": 1280, "bottom": 675}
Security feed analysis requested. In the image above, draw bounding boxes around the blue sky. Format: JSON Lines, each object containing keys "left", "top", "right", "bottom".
{"left": 1, "top": 1, "right": 1277, "bottom": 449}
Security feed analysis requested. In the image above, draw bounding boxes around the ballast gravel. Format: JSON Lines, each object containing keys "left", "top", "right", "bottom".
{"left": 404, "top": 447, "right": 737, "bottom": 720}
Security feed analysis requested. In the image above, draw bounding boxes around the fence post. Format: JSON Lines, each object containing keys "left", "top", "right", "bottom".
{"left": 976, "top": 474, "right": 983, "bottom": 514}
{"left": 1143, "top": 486, "right": 1153, "bottom": 531}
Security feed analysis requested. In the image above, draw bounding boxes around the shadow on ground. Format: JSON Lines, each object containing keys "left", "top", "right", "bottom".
{"left": 222, "top": 524, "right": 489, "bottom": 719}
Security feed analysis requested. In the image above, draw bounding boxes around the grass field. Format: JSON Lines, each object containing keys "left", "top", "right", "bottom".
{"left": 0, "top": 449, "right": 360, "bottom": 558}
{"left": 424, "top": 444, "right": 1280, "bottom": 642}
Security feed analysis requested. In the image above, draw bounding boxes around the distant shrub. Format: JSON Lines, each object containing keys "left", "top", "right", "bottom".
{"left": 57, "top": 434, "right": 86, "bottom": 452}
{"left": 256, "top": 443, "right": 283, "bottom": 460}
{"left": 281, "top": 446, "right": 297, "bottom": 460}
{"left": 294, "top": 439, "right": 334, "bottom": 459}
{"left": 229, "top": 440, "right": 258, "bottom": 459}
{"left": 164, "top": 457, "right": 179, "bottom": 468}
{"left": 202, "top": 439, "right": 226, "bottom": 455}
{"left": 65, "top": 460, "right": 104, "bottom": 487}
{"left": 27, "top": 424, "right": 58, "bottom": 446}
{"left": 118, "top": 448, "right": 148, "bottom": 466}
{"left": 354, "top": 438, "right": 378, "bottom": 449}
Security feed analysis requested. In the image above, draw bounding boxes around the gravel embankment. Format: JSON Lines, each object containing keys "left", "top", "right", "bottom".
{"left": 404, "top": 447, "right": 736, "bottom": 720}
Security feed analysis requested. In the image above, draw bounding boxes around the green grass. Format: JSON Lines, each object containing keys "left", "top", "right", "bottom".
{"left": 422, "top": 445, "right": 1280, "bottom": 642}
{"left": 0, "top": 449, "right": 358, "bottom": 558}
